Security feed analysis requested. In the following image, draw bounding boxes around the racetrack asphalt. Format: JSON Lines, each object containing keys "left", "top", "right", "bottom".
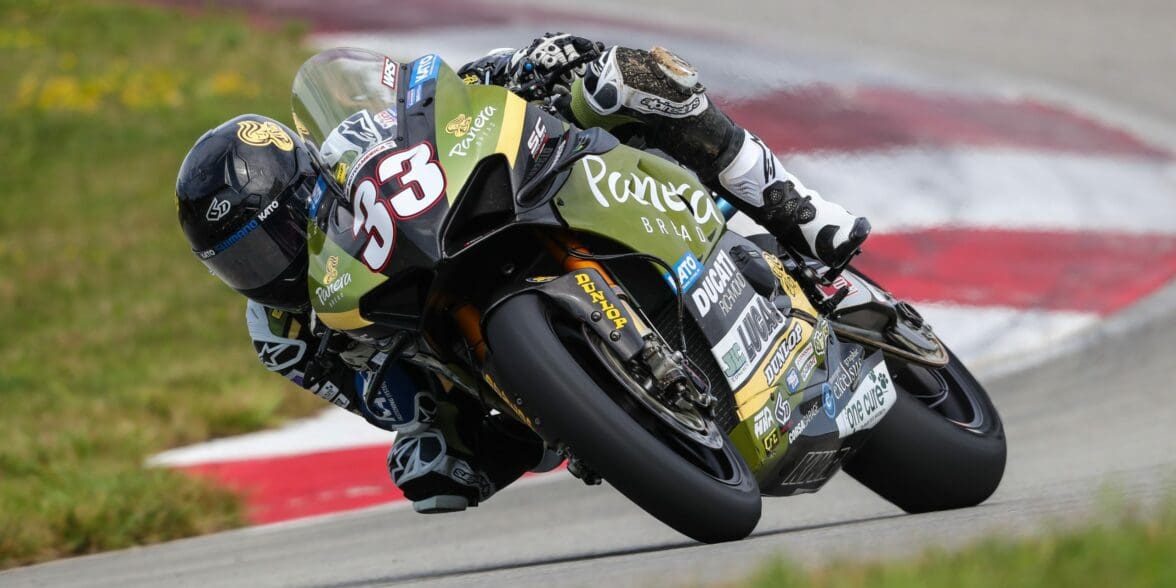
{"left": 5, "top": 282, "right": 1174, "bottom": 587}
{"left": 4, "top": 1, "right": 1175, "bottom": 585}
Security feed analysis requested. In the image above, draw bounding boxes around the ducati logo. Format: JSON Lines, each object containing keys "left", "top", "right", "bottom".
{"left": 205, "top": 197, "right": 231, "bottom": 221}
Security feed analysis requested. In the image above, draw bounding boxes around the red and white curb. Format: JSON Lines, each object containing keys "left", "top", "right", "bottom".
{"left": 152, "top": 6, "right": 1176, "bottom": 525}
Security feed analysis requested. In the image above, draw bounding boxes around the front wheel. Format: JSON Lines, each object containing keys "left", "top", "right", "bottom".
{"left": 844, "top": 349, "right": 1007, "bottom": 512}
{"left": 485, "top": 293, "right": 761, "bottom": 543}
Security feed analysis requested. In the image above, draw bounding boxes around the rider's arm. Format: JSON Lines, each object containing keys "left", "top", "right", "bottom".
{"left": 458, "top": 33, "right": 606, "bottom": 97}
{"left": 244, "top": 299, "right": 371, "bottom": 421}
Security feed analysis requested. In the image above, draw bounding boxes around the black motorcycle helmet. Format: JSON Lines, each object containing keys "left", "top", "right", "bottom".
{"left": 176, "top": 114, "right": 319, "bottom": 311}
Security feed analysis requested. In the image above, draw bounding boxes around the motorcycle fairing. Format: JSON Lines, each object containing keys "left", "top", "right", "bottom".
{"left": 298, "top": 51, "right": 564, "bottom": 336}
{"left": 675, "top": 232, "right": 898, "bottom": 491}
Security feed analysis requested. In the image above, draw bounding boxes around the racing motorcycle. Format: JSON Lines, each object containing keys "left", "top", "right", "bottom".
{"left": 290, "top": 47, "right": 1006, "bottom": 543}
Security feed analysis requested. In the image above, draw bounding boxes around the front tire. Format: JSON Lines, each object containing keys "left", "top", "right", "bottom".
{"left": 844, "top": 350, "right": 1007, "bottom": 512}
{"left": 485, "top": 294, "right": 761, "bottom": 543}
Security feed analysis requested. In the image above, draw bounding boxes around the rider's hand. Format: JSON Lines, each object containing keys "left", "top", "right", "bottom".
{"left": 508, "top": 33, "right": 604, "bottom": 97}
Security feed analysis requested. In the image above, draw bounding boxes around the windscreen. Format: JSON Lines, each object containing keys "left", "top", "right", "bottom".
{"left": 291, "top": 47, "right": 401, "bottom": 187}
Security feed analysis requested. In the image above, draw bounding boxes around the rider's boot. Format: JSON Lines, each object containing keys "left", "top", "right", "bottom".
{"left": 571, "top": 46, "right": 870, "bottom": 268}
{"left": 362, "top": 365, "right": 547, "bottom": 513}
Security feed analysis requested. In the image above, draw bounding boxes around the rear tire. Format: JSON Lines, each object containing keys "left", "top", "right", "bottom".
{"left": 844, "top": 350, "right": 1006, "bottom": 512}
{"left": 485, "top": 294, "right": 761, "bottom": 543}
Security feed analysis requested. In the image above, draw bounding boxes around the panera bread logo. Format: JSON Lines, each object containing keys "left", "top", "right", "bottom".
{"left": 236, "top": 120, "right": 294, "bottom": 151}
{"left": 323, "top": 255, "right": 340, "bottom": 285}
{"left": 445, "top": 114, "right": 472, "bottom": 137}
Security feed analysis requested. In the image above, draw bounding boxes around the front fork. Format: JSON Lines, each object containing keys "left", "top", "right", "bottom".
{"left": 452, "top": 233, "right": 714, "bottom": 481}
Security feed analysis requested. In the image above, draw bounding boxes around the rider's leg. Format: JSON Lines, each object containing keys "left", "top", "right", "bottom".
{"left": 361, "top": 363, "right": 545, "bottom": 513}
{"left": 571, "top": 46, "right": 870, "bottom": 267}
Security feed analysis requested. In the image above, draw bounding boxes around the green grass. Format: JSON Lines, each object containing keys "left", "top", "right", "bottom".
{"left": 735, "top": 497, "right": 1176, "bottom": 588}
{"left": 0, "top": 0, "right": 324, "bottom": 568}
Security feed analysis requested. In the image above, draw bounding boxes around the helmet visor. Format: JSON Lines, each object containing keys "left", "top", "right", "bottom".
{"left": 195, "top": 177, "right": 314, "bottom": 291}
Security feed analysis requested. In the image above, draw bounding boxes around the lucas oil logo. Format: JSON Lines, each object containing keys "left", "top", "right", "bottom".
{"left": 575, "top": 273, "right": 629, "bottom": 330}
{"left": 712, "top": 294, "right": 787, "bottom": 388}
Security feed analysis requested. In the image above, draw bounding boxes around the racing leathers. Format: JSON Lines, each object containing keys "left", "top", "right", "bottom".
{"left": 461, "top": 34, "right": 871, "bottom": 269}
{"left": 245, "top": 300, "right": 549, "bottom": 513}
{"left": 248, "top": 33, "right": 869, "bottom": 515}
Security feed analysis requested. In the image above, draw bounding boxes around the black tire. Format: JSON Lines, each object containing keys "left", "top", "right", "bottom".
{"left": 844, "top": 350, "right": 1007, "bottom": 513}
{"left": 485, "top": 293, "right": 761, "bottom": 543}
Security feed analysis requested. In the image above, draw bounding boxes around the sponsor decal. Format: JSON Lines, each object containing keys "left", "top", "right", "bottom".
{"left": 820, "top": 274, "right": 859, "bottom": 297}
{"left": 485, "top": 373, "right": 531, "bottom": 426}
{"left": 207, "top": 197, "right": 279, "bottom": 255}
{"left": 447, "top": 105, "right": 498, "bottom": 157}
{"left": 638, "top": 94, "right": 703, "bottom": 116}
{"left": 445, "top": 113, "right": 472, "bottom": 137}
{"left": 788, "top": 344, "right": 817, "bottom": 393}
{"left": 753, "top": 405, "right": 774, "bottom": 437}
{"left": 332, "top": 394, "right": 350, "bottom": 408}
{"left": 830, "top": 345, "right": 865, "bottom": 400}
{"left": 788, "top": 398, "right": 822, "bottom": 443}
{"left": 796, "top": 344, "right": 814, "bottom": 372}
{"left": 374, "top": 107, "right": 397, "bottom": 130}
{"left": 711, "top": 295, "right": 787, "bottom": 388}
{"left": 690, "top": 250, "right": 746, "bottom": 317}
{"left": 333, "top": 162, "right": 348, "bottom": 185}
{"left": 205, "top": 196, "right": 230, "bottom": 222}
{"left": 526, "top": 117, "right": 548, "bottom": 160}
{"left": 323, "top": 255, "right": 340, "bottom": 285}
{"left": 291, "top": 112, "right": 310, "bottom": 139}
{"left": 836, "top": 360, "right": 897, "bottom": 438}
{"left": 774, "top": 392, "right": 792, "bottom": 426}
{"left": 257, "top": 198, "right": 281, "bottom": 222}
{"left": 406, "top": 86, "right": 423, "bottom": 108}
{"left": 823, "top": 383, "right": 836, "bottom": 418}
{"left": 314, "top": 381, "right": 340, "bottom": 402}
{"left": 462, "top": 73, "right": 479, "bottom": 85}
{"left": 381, "top": 57, "right": 398, "bottom": 90}
{"left": 236, "top": 119, "right": 294, "bottom": 151}
{"left": 762, "top": 321, "right": 805, "bottom": 385}
{"left": 575, "top": 273, "right": 629, "bottom": 330}
{"left": 780, "top": 448, "right": 849, "bottom": 486}
{"left": 308, "top": 176, "right": 326, "bottom": 217}
{"left": 721, "top": 343, "right": 748, "bottom": 379}
{"left": 256, "top": 340, "right": 305, "bottom": 372}
{"left": 763, "top": 429, "right": 781, "bottom": 453}
{"left": 338, "top": 111, "right": 381, "bottom": 147}
{"left": 580, "top": 154, "right": 723, "bottom": 243}
{"left": 737, "top": 296, "right": 786, "bottom": 363}
{"left": 665, "top": 251, "right": 704, "bottom": 293}
{"left": 410, "top": 54, "right": 439, "bottom": 88}
{"left": 813, "top": 319, "right": 830, "bottom": 355}
{"left": 785, "top": 368, "right": 800, "bottom": 392}
{"left": 316, "top": 271, "right": 352, "bottom": 306}
{"left": 525, "top": 275, "right": 558, "bottom": 283}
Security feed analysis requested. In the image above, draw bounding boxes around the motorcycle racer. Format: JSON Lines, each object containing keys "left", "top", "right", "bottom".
{"left": 173, "top": 34, "right": 870, "bottom": 514}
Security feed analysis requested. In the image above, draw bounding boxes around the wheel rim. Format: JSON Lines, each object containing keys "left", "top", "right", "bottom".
{"left": 889, "top": 357, "right": 992, "bottom": 434}
{"left": 552, "top": 320, "right": 745, "bottom": 486}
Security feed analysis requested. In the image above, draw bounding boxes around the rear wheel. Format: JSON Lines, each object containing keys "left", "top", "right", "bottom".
{"left": 485, "top": 293, "right": 761, "bottom": 543}
{"left": 844, "top": 350, "right": 1006, "bottom": 512}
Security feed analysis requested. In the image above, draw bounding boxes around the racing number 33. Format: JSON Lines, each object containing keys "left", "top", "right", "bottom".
{"left": 351, "top": 142, "right": 447, "bottom": 271}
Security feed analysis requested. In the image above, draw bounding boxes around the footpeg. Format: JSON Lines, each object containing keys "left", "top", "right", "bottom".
{"left": 413, "top": 494, "right": 470, "bottom": 514}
